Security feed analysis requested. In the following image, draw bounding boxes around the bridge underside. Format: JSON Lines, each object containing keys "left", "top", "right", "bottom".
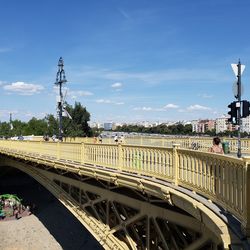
{"left": 0, "top": 154, "right": 243, "bottom": 250}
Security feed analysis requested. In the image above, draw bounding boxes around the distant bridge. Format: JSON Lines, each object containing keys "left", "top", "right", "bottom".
{"left": 0, "top": 139, "right": 250, "bottom": 249}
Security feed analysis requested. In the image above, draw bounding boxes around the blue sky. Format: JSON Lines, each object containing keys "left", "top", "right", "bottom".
{"left": 1, "top": 0, "right": 250, "bottom": 123}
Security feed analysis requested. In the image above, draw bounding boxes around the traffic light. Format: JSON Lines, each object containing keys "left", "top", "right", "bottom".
{"left": 242, "top": 100, "right": 250, "bottom": 118}
{"left": 228, "top": 101, "right": 237, "bottom": 124}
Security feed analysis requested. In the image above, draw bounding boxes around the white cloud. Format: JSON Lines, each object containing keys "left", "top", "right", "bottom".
{"left": 111, "top": 82, "right": 123, "bottom": 88}
{"left": 96, "top": 99, "right": 124, "bottom": 105}
{"left": 3, "top": 82, "right": 44, "bottom": 95}
{"left": 134, "top": 107, "right": 153, "bottom": 111}
{"left": 164, "top": 103, "right": 179, "bottom": 109}
{"left": 52, "top": 86, "right": 93, "bottom": 100}
{"left": 68, "top": 90, "right": 93, "bottom": 99}
{"left": 187, "top": 104, "right": 211, "bottom": 111}
{"left": 177, "top": 109, "right": 186, "bottom": 113}
{"left": 134, "top": 104, "right": 179, "bottom": 112}
{"left": 198, "top": 93, "right": 213, "bottom": 99}
{"left": 96, "top": 99, "right": 111, "bottom": 104}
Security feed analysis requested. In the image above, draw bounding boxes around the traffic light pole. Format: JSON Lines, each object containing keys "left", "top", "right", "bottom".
{"left": 237, "top": 61, "right": 242, "bottom": 158}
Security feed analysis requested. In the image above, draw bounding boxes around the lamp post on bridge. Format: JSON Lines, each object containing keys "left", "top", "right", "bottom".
{"left": 55, "top": 57, "right": 67, "bottom": 141}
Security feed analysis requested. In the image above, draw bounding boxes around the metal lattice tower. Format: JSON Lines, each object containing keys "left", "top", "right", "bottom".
{"left": 54, "top": 57, "right": 67, "bottom": 141}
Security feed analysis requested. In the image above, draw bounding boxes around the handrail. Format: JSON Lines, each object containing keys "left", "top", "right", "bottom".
{"left": 20, "top": 135, "right": 250, "bottom": 153}
{"left": 0, "top": 140, "right": 250, "bottom": 237}
{"left": 62, "top": 136, "right": 250, "bottom": 154}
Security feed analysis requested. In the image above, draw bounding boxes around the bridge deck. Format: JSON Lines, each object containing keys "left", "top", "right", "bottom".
{"left": 1, "top": 139, "right": 250, "bottom": 249}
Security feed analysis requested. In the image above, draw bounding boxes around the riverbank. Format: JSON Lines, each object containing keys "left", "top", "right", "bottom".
{"left": 0, "top": 166, "right": 102, "bottom": 250}
{"left": 0, "top": 215, "right": 62, "bottom": 250}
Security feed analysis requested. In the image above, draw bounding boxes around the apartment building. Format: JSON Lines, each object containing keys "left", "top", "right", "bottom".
{"left": 192, "top": 119, "right": 215, "bottom": 133}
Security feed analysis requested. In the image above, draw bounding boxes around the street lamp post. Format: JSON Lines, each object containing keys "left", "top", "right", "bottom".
{"left": 54, "top": 57, "right": 67, "bottom": 141}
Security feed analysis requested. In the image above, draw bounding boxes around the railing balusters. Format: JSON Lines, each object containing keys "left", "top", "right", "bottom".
{"left": 81, "top": 143, "right": 85, "bottom": 164}
{"left": 2, "top": 140, "right": 250, "bottom": 237}
{"left": 242, "top": 158, "right": 250, "bottom": 236}
{"left": 173, "top": 144, "right": 179, "bottom": 185}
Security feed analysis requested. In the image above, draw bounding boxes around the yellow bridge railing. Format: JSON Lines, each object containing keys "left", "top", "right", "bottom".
{"left": 0, "top": 140, "right": 250, "bottom": 237}
{"left": 63, "top": 136, "right": 250, "bottom": 154}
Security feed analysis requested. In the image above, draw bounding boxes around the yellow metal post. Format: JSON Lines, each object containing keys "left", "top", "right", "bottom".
{"left": 242, "top": 157, "right": 250, "bottom": 237}
{"left": 173, "top": 144, "right": 180, "bottom": 186}
{"left": 118, "top": 143, "right": 123, "bottom": 170}
{"left": 81, "top": 142, "right": 85, "bottom": 164}
{"left": 57, "top": 142, "right": 60, "bottom": 160}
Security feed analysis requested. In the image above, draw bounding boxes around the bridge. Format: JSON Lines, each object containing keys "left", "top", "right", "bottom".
{"left": 0, "top": 138, "right": 250, "bottom": 249}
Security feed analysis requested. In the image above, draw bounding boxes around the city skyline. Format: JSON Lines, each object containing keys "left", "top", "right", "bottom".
{"left": 1, "top": 0, "right": 250, "bottom": 123}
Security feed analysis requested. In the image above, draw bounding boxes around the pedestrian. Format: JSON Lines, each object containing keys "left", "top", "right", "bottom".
{"left": 120, "top": 134, "right": 125, "bottom": 144}
{"left": 209, "top": 137, "right": 224, "bottom": 154}
{"left": 26, "top": 205, "right": 31, "bottom": 215}
{"left": 98, "top": 135, "right": 102, "bottom": 143}
{"left": 14, "top": 208, "right": 19, "bottom": 219}
{"left": 114, "top": 134, "right": 118, "bottom": 143}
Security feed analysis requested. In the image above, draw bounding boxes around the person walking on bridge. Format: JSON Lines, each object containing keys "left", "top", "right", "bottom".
{"left": 114, "top": 134, "right": 118, "bottom": 143}
{"left": 209, "top": 137, "right": 224, "bottom": 154}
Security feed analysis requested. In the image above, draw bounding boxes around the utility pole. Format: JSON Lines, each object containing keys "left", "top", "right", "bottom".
{"left": 237, "top": 60, "right": 242, "bottom": 158}
{"left": 55, "top": 57, "right": 67, "bottom": 141}
{"left": 231, "top": 60, "right": 246, "bottom": 158}
{"left": 9, "top": 113, "right": 13, "bottom": 132}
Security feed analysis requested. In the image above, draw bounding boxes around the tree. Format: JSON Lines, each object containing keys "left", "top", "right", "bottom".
{"left": 0, "top": 122, "right": 11, "bottom": 138}
{"left": 0, "top": 101, "right": 93, "bottom": 138}
{"left": 45, "top": 114, "right": 58, "bottom": 136}
{"left": 183, "top": 124, "right": 193, "bottom": 135}
{"left": 114, "top": 123, "right": 194, "bottom": 136}
{"left": 62, "top": 102, "right": 92, "bottom": 137}
{"left": 11, "top": 120, "right": 27, "bottom": 136}
{"left": 206, "top": 128, "right": 216, "bottom": 137}
{"left": 24, "top": 118, "right": 48, "bottom": 135}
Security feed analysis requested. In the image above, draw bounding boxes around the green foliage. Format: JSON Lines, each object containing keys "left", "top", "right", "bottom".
{"left": 205, "top": 128, "right": 216, "bottom": 137}
{"left": 115, "top": 123, "right": 193, "bottom": 135}
{"left": 0, "top": 102, "right": 93, "bottom": 138}
{"left": 62, "top": 102, "right": 92, "bottom": 137}
{"left": 0, "top": 122, "right": 12, "bottom": 138}
{"left": 63, "top": 102, "right": 93, "bottom": 137}
{"left": 115, "top": 124, "right": 250, "bottom": 138}
{"left": 0, "top": 194, "right": 22, "bottom": 202}
{"left": 92, "top": 127, "right": 103, "bottom": 137}
{"left": 25, "top": 118, "right": 48, "bottom": 135}
{"left": 45, "top": 114, "right": 58, "bottom": 136}
{"left": 217, "top": 130, "right": 248, "bottom": 138}
{"left": 11, "top": 120, "right": 27, "bottom": 136}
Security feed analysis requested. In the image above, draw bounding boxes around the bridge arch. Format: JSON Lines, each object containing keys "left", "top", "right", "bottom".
{"left": 0, "top": 155, "right": 241, "bottom": 249}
